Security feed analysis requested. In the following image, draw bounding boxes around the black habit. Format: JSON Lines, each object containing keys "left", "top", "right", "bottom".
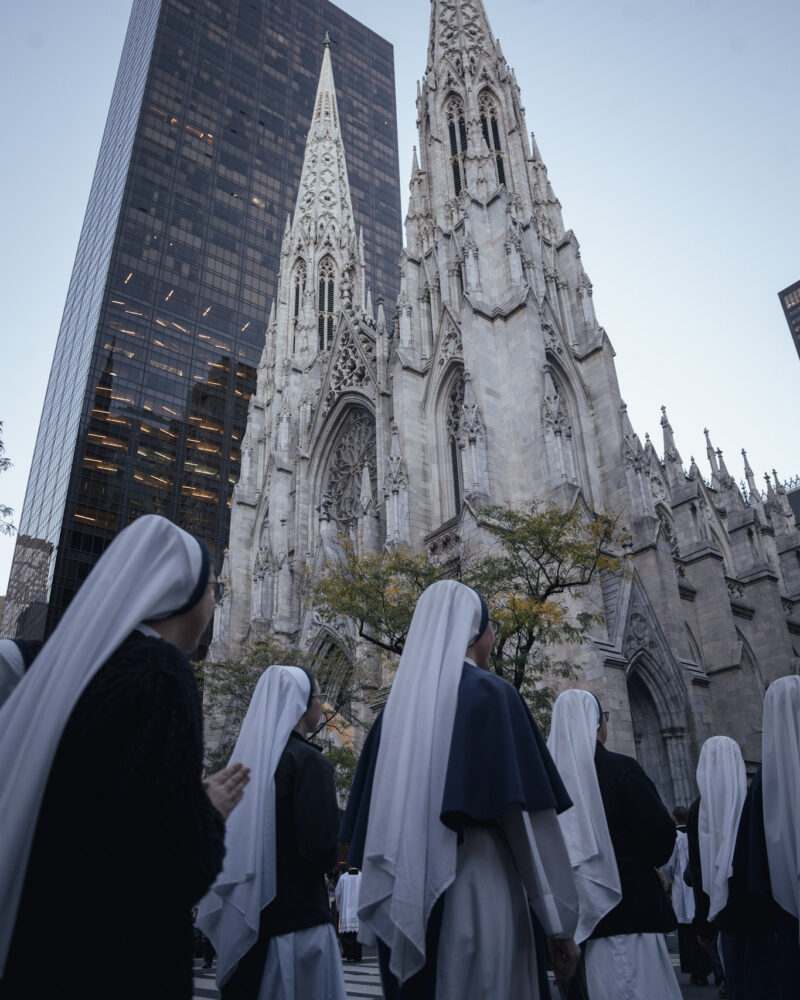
{"left": 728, "top": 767, "right": 800, "bottom": 999}
{"left": 589, "top": 743, "right": 677, "bottom": 939}
{"left": 0, "top": 631, "right": 226, "bottom": 1000}
{"left": 221, "top": 730, "right": 340, "bottom": 1000}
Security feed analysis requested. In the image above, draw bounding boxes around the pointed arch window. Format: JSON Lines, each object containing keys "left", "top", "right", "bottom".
{"left": 446, "top": 96, "right": 468, "bottom": 196}
{"left": 318, "top": 257, "right": 335, "bottom": 353}
{"left": 446, "top": 371, "right": 466, "bottom": 516}
{"left": 479, "top": 93, "right": 506, "bottom": 187}
{"left": 292, "top": 261, "right": 305, "bottom": 354}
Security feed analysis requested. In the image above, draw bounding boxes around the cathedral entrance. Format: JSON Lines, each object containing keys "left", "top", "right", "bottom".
{"left": 627, "top": 670, "right": 674, "bottom": 805}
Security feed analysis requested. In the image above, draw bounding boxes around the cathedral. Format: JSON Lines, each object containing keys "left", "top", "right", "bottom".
{"left": 210, "top": 0, "right": 800, "bottom": 804}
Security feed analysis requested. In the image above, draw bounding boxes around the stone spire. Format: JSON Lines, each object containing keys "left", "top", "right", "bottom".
{"left": 292, "top": 40, "right": 355, "bottom": 242}
{"left": 704, "top": 428, "right": 720, "bottom": 484}
{"left": 428, "top": 0, "right": 497, "bottom": 69}
{"left": 660, "top": 406, "right": 684, "bottom": 488}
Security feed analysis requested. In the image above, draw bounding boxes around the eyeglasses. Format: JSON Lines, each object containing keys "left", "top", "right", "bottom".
{"left": 311, "top": 691, "right": 327, "bottom": 701}
{"left": 602, "top": 711, "right": 609, "bottom": 721}
{"left": 489, "top": 618, "right": 500, "bottom": 635}
{"left": 209, "top": 580, "right": 225, "bottom": 604}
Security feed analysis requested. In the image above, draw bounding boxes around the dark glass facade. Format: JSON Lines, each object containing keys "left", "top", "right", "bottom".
{"left": 2, "top": 0, "right": 402, "bottom": 645}
{"left": 779, "top": 279, "right": 800, "bottom": 361}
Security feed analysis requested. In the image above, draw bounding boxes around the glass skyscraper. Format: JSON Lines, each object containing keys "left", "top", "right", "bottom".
{"left": 1, "top": 0, "right": 402, "bottom": 644}
{"left": 779, "top": 279, "right": 800, "bottom": 361}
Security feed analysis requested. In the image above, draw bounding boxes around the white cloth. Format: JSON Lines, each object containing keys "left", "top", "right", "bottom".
{"left": 584, "top": 932, "right": 682, "bottom": 1000}
{"left": 662, "top": 829, "right": 694, "bottom": 924}
{"left": 358, "top": 580, "right": 485, "bottom": 984}
{"left": 0, "top": 514, "right": 207, "bottom": 976}
{"left": 335, "top": 872, "right": 361, "bottom": 933}
{"left": 762, "top": 675, "right": 800, "bottom": 936}
{"left": 196, "top": 665, "right": 311, "bottom": 987}
{"left": 433, "top": 812, "right": 578, "bottom": 1000}
{"left": 547, "top": 689, "right": 622, "bottom": 943}
{"left": 696, "top": 735, "right": 747, "bottom": 921}
{"left": 435, "top": 827, "right": 540, "bottom": 999}
{"left": 0, "top": 640, "right": 26, "bottom": 709}
{"left": 257, "top": 923, "right": 347, "bottom": 1000}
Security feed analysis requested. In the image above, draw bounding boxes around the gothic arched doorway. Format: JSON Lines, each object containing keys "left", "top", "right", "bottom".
{"left": 627, "top": 671, "right": 674, "bottom": 805}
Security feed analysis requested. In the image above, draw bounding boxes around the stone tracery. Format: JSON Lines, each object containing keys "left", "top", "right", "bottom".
{"left": 324, "top": 407, "right": 377, "bottom": 530}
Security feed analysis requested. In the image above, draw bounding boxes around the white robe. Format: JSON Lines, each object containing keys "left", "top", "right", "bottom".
{"left": 435, "top": 809, "right": 578, "bottom": 1000}
{"left": 258, "top": 924, "right": 346, "bottom": 1000}
{"left": 584, "top": 932, "right": 682, "bottom": 1000}
{"left": 335, "top": 872, "right": 361, "bottom": 933}
{"left": 662, "top": 829, "right": 694, "bottom": 924}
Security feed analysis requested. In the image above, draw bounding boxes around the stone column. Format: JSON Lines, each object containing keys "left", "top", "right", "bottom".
{"left": 661, "top": 726, "right": 695, "bottom": 805}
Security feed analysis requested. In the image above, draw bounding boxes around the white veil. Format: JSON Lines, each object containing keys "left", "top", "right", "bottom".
{"left": 358, "top": 579, "right": 485, "bottom": 985}
{"left": 0, "top": 514, "right": 208, "bottom": 975}
{"left": 696, "top": 735, "right": 747, "bottom": 921}
{"left": 762, "top": 675, "right": 800, "bottom": 935}
{"left": 547, "top": 689, "right": 621, "bottom": 943}
{"left": 196, "top": 665, "right": 311, "bottom": 986}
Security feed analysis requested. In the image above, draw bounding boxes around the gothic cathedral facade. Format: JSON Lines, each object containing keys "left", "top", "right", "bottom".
{"left": 211, "top": 2, "right": 800, "bottom": 804}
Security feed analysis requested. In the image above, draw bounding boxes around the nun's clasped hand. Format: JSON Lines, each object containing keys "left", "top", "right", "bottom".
{"left": 203, "top": 762, "right": 251, "bottom": 820}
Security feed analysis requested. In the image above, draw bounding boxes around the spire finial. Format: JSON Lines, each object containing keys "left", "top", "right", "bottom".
{"left": 323, "top": 30, "right": 332, "bottom": 48}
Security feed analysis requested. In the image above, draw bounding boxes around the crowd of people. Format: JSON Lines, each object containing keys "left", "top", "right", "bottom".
{"left": 0, "top": 513, "right": 797, "bottom": 1000}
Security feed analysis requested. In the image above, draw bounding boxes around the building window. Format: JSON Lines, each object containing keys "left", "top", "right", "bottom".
{"left": 318, "top": 257, "right": 335, "bottom": 353}
{"left": 479, "top": 93, "right": 506, "bottom": 187}
{"left": 446, "top": 371, "right": 465, "bottom": 516}
{"left": 446, "top": 96, "right": 467, "bottom": 196}
{"left": 292, "top": 260, "right": 305, "bottom": 354}
{"left": 325, "top": 407, "right": 377, "bottom": 530}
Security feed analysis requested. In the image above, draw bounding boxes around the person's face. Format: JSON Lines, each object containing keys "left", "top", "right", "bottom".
{"left": 468, "top": 619, "right": 495, "bottom": 670}
{"left": 179, "top": 570, "right": 217, "bottom": 652}
{"left": 597, "top": 711, "right": 608, "bottom": 745}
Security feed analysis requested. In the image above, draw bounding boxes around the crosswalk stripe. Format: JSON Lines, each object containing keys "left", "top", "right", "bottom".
{"left": 193, "top": 955, "right": 382, "bottom": 999}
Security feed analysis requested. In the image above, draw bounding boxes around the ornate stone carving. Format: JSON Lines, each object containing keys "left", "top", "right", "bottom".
{"left": 324, "top": 326, "right": 376, "bottom": 409}
{"left": 656, "top": 505, "right": 680, "bottom": 559}
{"left": 325, "top": 409, "right": 377, "bottom": 530}
{"left": 439, "top": 323, "right": 463, "bottom": 365}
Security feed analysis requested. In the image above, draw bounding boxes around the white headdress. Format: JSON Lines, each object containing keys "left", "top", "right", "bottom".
{"left": 358, "top": 579, "right": 485, "bottom": 984}
{"left": 696, "top": 735, "right": 747, "bottom": 921}
{"left": 196, "top": 665, "right": 311, "bottom": 986}
{"left": 547, "top": 688, "right": 621, "bottom": 943}
{"left": 0, "top": 514, "right": 208, "bottom": 974}
{"left": 762, "top": 675, "right": 800, "bottom": 934}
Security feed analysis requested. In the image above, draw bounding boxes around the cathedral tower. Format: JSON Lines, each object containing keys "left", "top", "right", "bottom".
{"left": 216, "top": 1, "right": 800, "bottom": 799}
{"left": 213, "top": 40, "right": 388, "bottom": 662}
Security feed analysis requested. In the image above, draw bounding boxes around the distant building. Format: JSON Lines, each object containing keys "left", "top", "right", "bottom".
{"left": 779, "top": 279, "right": 800, "bottom": 360}
{"left": 1, "top": 0, "right": 402, "bottom": 647}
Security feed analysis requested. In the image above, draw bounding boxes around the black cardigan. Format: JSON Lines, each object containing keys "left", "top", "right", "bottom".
{"left": 1, "top": 631, "right": 226, "bottom": 1000}
{"left": 590, "top": 743, "right": 677, "bottom": 938}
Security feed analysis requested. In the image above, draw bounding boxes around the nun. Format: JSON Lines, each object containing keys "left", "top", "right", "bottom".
{"left": 547, "top": 688, "right": 680, "bottom": 1000}
{"left": 340, "top": 579, "right": 581, "bottom": 999}
{"left": 731, "top": 676, "right": 800, "bottom": 998}
{"left": 197, "top": 664, "right": 346, "bottom": 1000}
{"left": 686, "top": 735, "right": 749, "bottom": 998}
{"left": 0, "top": 514, "right": 249, "bottom": 999}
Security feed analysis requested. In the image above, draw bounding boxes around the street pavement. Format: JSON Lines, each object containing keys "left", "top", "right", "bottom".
{"left": 192, "top": 951, "right": 382, "bottom": 999}
{"left": 192, "top": 937, "right": 719, "bottom": 999}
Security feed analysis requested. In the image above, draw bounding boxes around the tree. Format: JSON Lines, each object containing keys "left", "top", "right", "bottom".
{"left": 0, "top": 421, "right": 15, "bottom": 537}
{"left": 197, "top": 635, "right": 362, "bottom": 774}
{"left": 311, "top": 500, "right": 626, "bottom": 726}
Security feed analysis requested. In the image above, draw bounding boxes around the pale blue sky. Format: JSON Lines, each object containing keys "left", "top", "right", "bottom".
{"left": 1, "top": 0, "right": 798, "bottom": 590}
